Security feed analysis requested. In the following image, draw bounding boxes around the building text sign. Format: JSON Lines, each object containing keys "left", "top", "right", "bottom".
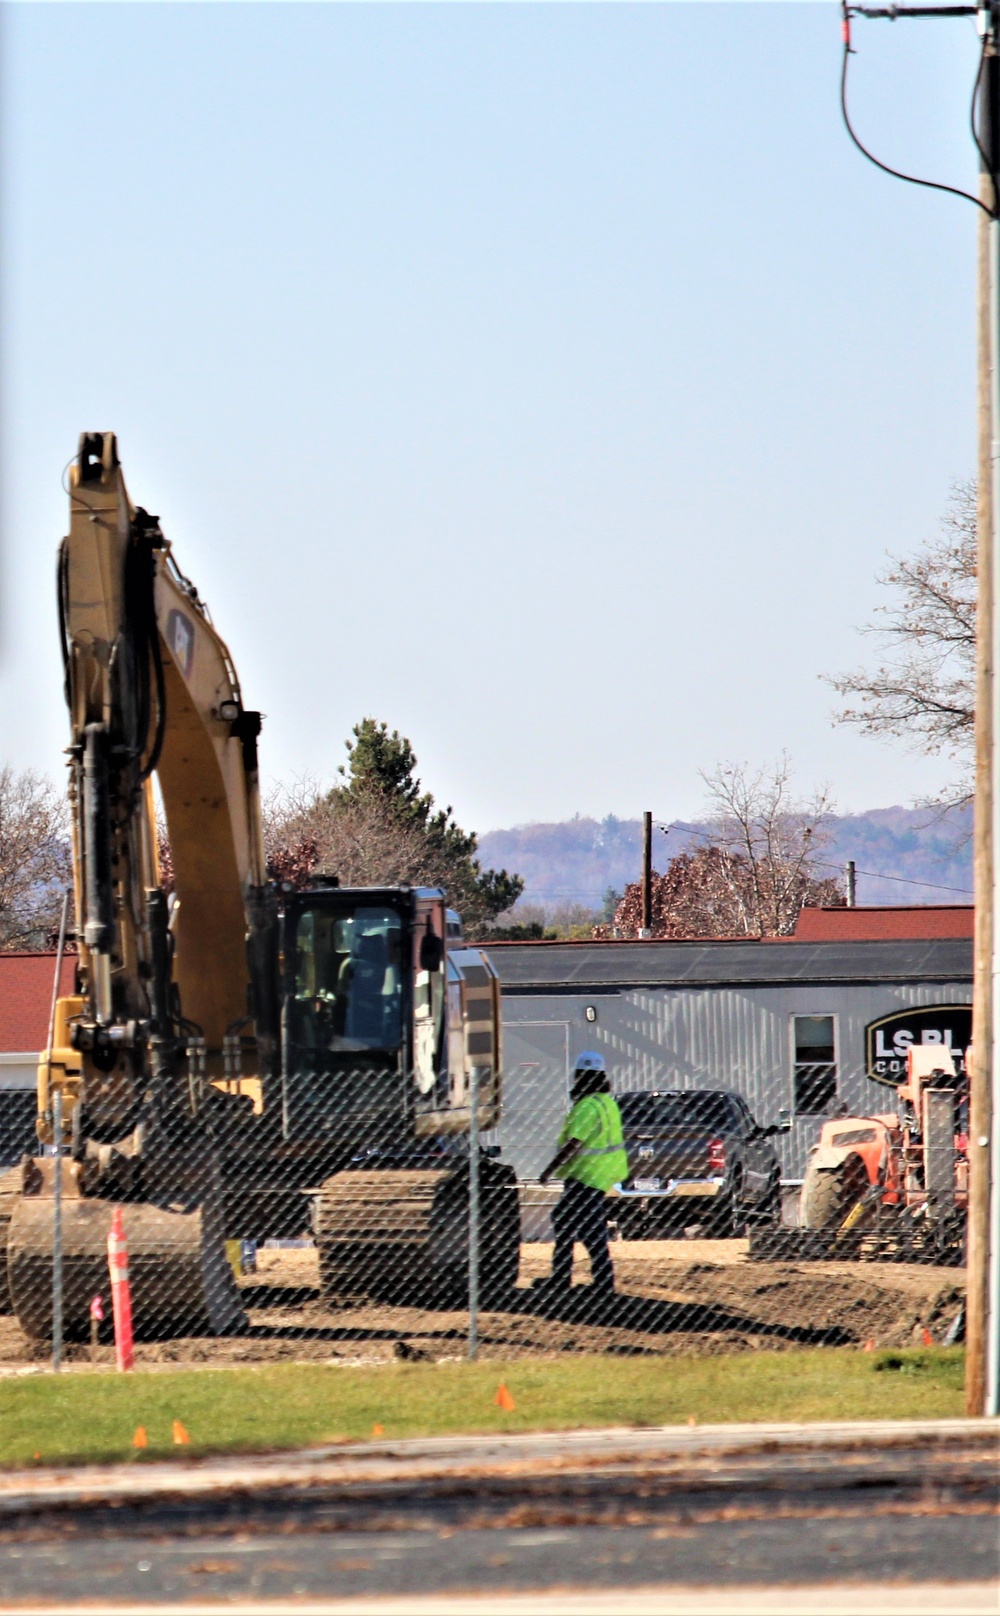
{"left": 865, "top": 1004, "right": 971, "bottom": 1088}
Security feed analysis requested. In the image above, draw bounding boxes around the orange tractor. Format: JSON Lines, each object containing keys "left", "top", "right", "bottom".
{"left": 751, "top": 1045, "right": 968, "bottom": 1265}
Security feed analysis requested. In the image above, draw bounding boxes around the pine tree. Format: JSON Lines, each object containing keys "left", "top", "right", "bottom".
{"left": 265, "top": 720, "right": 524, "bottom": 934}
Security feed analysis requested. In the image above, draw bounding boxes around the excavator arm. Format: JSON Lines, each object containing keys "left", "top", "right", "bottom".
{"left": 42, "top": 431, "right": 276, "bottom": 1138}
{"left": 5, "top": 435, "right": 268, "bottom": 1339}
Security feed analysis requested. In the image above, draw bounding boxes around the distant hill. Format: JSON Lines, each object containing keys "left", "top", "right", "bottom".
{"left": 478, "top": 804, "right": 973, "bottom": 915}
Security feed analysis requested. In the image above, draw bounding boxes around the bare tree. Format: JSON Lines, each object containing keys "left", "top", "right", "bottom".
{"left": 701, "top": 757, "right": 841, "bottom": 936}
{"left": 267, "top": 784, "right": 439, "bottom": 890}
{"left": 600, "top": 845, "right": 754, "bottom": 940}
{"left": 602, "top": 758, "right": 842, "bottom": 941}
{"left": 828, "top": 480, "right": 976, "bottom": 803}
{"left": 0, "top": 765, "right": 72, "bottom": 950}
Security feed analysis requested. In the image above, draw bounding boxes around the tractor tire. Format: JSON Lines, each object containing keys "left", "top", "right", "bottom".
{"left": 801, "top": 1153, "right": 870, "bottom": 1231}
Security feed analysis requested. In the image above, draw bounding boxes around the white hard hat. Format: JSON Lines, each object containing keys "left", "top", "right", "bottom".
{"left": 574, "top": 1050, "right": 606, "bottom": 1073}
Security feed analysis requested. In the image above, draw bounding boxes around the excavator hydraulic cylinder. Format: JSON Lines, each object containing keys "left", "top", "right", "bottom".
{"left": 82, "top": 723, "right": 115, "bottom": 1022}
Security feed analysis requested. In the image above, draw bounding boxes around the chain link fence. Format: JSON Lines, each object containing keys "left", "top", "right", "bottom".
{"left": 0, "top": 1061, "right": 967, "bottom": 1373}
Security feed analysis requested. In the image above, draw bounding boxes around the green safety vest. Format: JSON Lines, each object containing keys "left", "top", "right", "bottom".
{"left": 557, "top": 1091, "right": 629, "bottom": 1192}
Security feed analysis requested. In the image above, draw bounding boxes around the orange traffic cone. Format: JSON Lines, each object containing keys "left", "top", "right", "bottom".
{"left": 107, "top": 1208, "right": 134, "bottom": 1372}
{"left": 494, "top": 1383, "right": 515, "bottom": 1412}
{"left": 172, "top": 1420, "right": 191, "bottom": 1446}
{"left": 920, "top": 1326, "right": 934, "bottom": 1347}
{"left": 371, "top": 1423, "right": 385, "bottom": 1438}
{"left": 862, "top": 1339, "right": 876, "bottom": 1352}
{"left": 132, "top": 1426, "right": 148, "bottom": 1449}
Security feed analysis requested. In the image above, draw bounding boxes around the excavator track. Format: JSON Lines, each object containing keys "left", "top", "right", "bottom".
{"left": 315, "top": 1162, "right": 520, "bottom": 1308}
{"left": 6, "top": 1160, "right": 245, "bottom": 1341}
{"left": 0, "top": 1166, "right": 22, "bottom": 1313}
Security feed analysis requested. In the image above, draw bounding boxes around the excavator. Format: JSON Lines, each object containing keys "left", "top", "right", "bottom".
{"left": 0, "top": 432, "right": 520, "bottom": 1339}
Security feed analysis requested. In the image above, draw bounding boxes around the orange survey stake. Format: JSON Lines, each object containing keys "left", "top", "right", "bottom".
{"left": 107, "top": 1207, "right": 134, "bottom": 1372}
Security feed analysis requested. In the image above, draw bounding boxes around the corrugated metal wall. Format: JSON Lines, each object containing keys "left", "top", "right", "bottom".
{"left": 493, "top": 979, "right": 972, "bottom": 1181}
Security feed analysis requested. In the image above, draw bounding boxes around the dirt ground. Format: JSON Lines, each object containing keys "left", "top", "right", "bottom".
{"left": 0, "top": 1238, "right": 966, "bottom": 1371}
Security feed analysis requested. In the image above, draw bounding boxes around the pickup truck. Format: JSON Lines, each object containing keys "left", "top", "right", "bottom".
{"left": 609, "top": 1088, "right": 790, "bottom": 1238}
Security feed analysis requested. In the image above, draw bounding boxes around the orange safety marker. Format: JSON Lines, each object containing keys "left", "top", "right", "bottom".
{"left": 172, "top": 1420, "right": 191, "bottom": 1446}
{"left": 371, "top": 1423, "right": 384, "bottom": 1438}
{"left": 687, "top": 1415, "right": 697, "bottom": 1427}
{"left": 920, "top": 1326, "right": 934, "bottom": 1347}
{"left": 107, "top": 1208, "right": 134, "bottom": 1372}
{"left": 862, "top": 1338, "right": 876, "bottom": 1352}
{"left": 494, "top": 1383, "right": 515, "bottom": 1412}
{"left": 132, "top": 1426, "right": 148, "bottom": 1449}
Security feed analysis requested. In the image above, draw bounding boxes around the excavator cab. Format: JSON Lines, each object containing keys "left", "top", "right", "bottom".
{"left": 279, "top": 883, "right": 498, "bottom": 1157}
{"left": 281, "top": 886, "right": 448, "bottom": 1149}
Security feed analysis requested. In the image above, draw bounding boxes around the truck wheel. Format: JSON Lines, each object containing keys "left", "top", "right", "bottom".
{"left": 710, "top": 1171, "right": 746, "bottom": 1238}
{"left": 801, "top": 1154, "right": 869, "bottom": 1230}
{"left": 748, "top": 1173, "right": 782, "bottom": 1228}
{"left": 614, "top": 1205, "right": 646, "bottom": 1241}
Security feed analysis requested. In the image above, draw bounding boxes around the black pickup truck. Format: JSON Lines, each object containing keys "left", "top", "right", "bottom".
{"left": 609, "top": 1088, "right": 790, "bottom": 1238}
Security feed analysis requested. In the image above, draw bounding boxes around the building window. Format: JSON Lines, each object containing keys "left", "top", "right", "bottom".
{"left": 793, "top": 1014, "right": 837, "bottom": 1114}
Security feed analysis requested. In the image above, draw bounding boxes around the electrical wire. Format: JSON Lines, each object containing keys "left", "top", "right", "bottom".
{"left": 841, "top": 1, "right": 994, "bottom": 216}
{"left": 658, "top": 820, "right": 974, "bottom": 896}
{"left": 971, "top": 24, "right": 1000, "bottom": 201}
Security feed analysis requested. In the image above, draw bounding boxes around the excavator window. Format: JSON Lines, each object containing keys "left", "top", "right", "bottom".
{"left": 292, "top": 905, "right": 404, "bottom": 1054}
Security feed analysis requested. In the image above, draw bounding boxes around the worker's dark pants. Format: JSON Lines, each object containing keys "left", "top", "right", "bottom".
{"left": 551, "top": 1178, "right": 615, "bottom": 1294}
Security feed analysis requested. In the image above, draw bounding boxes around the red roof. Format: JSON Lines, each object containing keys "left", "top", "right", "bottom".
{"left": 793, "top": 905, "right": 974, "bottom": 942}
{"left": 0, "top": 953, "right": 77, "bottom": 1053}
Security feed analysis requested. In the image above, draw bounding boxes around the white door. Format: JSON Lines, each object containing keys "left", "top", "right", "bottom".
{"left": 498, "top": 1021, "right": 571, "bottom": 1181}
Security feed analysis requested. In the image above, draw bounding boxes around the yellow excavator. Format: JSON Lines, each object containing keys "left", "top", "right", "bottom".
{"left": 1, "top": 433, "right": 519, "bottom": 1338}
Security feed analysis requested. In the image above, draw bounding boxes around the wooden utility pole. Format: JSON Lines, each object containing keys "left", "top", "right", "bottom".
{"left": 641, "top": 812, "right": 653, "bottom": 936}
{"left": 968, "top": 16, "right": 999, "bottom": 1417}
{"left": 840, "top": 0, "right": 998, "bottom": 1418}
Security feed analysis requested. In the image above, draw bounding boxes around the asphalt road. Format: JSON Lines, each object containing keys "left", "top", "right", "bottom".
{"left": 1, "top": 1510, "right": 997, "bottom": 1610}
{"left": 0, "top": 1421, "right": 995, "bottom": 1612}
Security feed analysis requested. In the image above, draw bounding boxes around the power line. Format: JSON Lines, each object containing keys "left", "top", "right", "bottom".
{"left": 658, "top": 821, "right": 974, "bottom": 897}
{"left": 840, "top": 2, "right": 992, "bottom": 216}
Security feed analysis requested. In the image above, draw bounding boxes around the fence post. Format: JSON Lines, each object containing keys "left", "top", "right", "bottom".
{"left": 52, "top": 1088, "right": 63, "bottom": 1374}
{"left": 468, "top": 1064, "right": 480, "bottom": 1361}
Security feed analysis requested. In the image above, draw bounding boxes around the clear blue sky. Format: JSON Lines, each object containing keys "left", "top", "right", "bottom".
{"left": 0, "top": 2, "right": 983, "bottom": 832}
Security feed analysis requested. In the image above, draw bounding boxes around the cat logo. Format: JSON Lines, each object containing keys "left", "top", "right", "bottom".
{"left": 864, "top": 1004, "right": 971, "bottom": 1088}
{"left": 165, "top": 608, "right": 195, "bottom": 678}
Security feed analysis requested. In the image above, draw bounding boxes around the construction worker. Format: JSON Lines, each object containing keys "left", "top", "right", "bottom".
{"left": 536, "top": 1051, "right": 628, "bottom": 1299}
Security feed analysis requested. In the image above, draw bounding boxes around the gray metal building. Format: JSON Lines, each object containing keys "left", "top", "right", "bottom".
{"left": 484, "top": 937, "right": 972, "bottom": 1182}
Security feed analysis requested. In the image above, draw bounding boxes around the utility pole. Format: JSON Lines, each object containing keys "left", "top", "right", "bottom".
{"left": 640, "top": 812, "right": 653, "bottom": 938}
{"left": 845, "top": 861, "right": 857, "bottom": 908}
{"left": 968, "top": 4, "right": 998, "bottom": 1418}
{"left": 843, "top": 2, "right": 998, "bottom": 1413}
{"left": 975, "top": 1, "right": 1000, "bottom": 1418}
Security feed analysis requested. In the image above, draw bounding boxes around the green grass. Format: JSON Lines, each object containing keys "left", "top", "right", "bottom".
{"left": 0, "top": 1347, "right": 966, "bottom": 1469}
